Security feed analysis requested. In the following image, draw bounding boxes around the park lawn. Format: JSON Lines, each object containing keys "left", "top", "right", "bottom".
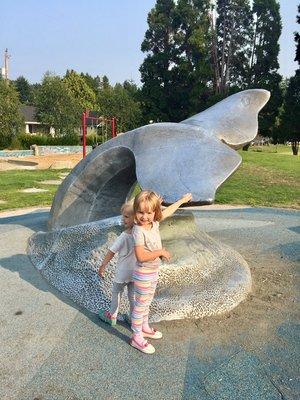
{"left": 0, "top": 169, "right": 71, "bottom": 212}
{"left": 215, "top": 147, "right": 300, "bottom": 208}
{"left": 0, "top": 145, "right": 299, "bottom": 212}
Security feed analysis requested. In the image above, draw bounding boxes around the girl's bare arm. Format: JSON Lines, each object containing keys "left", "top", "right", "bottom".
{"left": 135, "top": 246, "right": 171, "bottom": 262}
{"left": 98, "top": 250, "right": 115, "bottom": 277}
{"left": 161, "top": 193, "right": 192, "bottom": 220}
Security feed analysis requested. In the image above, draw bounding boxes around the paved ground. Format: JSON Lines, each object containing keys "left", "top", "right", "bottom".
{"left": 0, "top": 207, "right": 299, "bottom": 400}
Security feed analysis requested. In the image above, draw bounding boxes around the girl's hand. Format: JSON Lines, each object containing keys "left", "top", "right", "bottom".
{"left": 181, "top": 193, "right": 192, "bottom": 204}
{"left": 161, "top": 248, "right": 171, "bottom": 262}
{"left": 98, "top": 264, "right": 106, "bottom": 278}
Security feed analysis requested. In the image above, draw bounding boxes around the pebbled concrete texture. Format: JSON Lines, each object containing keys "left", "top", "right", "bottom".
{"left": 27, "top": 213, "right": 252, "bottom": 321}
{"left": 0, "top": 206, "right": 299, "bottom": 400}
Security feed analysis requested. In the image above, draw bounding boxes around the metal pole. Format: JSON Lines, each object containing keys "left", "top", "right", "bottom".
{"left": 112, "top": 117, "right": 116, "bottom": 138}
{"left": 82, "top": 111, "right": 87, "bottom": 158}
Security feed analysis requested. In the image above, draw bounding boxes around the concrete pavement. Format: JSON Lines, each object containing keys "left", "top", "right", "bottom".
{"left": 0, "top": 207, "right": 299, "bottom": 400}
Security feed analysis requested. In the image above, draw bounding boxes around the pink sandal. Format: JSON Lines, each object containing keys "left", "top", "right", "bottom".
{"left": 130, "top": 337, "right": 155, "bottom": 354}
{"left": 142, "top": 328, "right": 163, "bottom": 339}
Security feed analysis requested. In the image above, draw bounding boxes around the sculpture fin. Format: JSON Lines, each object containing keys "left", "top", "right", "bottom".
{"left": 181, "top": 89, "right": 270, "bottom": 147}
{"left": 132, "top": 123, "right": 241, "bottom": 204}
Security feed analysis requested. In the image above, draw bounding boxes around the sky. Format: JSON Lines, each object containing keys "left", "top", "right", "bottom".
{"left": 0, "top": 0, "right": 298, "bottom": 85}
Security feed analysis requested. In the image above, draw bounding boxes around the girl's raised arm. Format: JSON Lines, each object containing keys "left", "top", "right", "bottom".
{"left": 161, "top": 193, "right": 192, "bottom": 220}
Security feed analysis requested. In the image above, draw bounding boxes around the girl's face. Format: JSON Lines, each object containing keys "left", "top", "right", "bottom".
{"left": 136, "top": 201, "right": 155, "bottom": 227}
{"left": 122, "top": 209, "right": 134, "bottom": 229}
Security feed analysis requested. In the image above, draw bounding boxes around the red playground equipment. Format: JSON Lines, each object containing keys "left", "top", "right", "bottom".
{"left": 81, "top": 111, "right": 117, "bottom": 158}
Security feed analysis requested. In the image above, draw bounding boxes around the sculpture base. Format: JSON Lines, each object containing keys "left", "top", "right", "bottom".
{"left": 27, "top": 213, "right": 251, "bottom": 322}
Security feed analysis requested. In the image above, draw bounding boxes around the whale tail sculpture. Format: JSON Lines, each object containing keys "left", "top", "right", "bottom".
{"left": 28, "top": 89, "right": 270, "bottom": 323}
{"left": 48, "top": 89, "right": 270, "bottom": 230}
{"left": 182, "top": 89, "right": 270, "bottom": 147}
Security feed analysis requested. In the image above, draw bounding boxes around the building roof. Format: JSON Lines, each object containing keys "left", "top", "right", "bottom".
{"left": 20, "top": 105, "right": 37, "bottom": 122}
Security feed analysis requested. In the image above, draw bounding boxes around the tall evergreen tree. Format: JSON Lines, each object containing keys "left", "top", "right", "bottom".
{"left": 140, "top": 0, "right": 212, "bottom": 122}
{"left": 214, "top": 0, "right": 253, "bottom": 94}
{"left": 279, "top": 73, "right": 300, "bottom": 147}
{"left": 14, "top": 76, "right": 32, "bottom": 104}
{"left": 295, "top": 4, "right": 300, "bottom": 64}
{"left": 172, "top": 0, "right": 212, "bottom": 118}
{"left": 248, "top": 0, "right": 282, "bottom": 137}
{"left": 140, "top": 0, "right": 176, "bottom": 122}
{"left": 278, "top": 3, "right": 300, "bottom": 154}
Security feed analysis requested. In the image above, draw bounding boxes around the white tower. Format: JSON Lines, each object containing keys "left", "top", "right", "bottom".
{"left": 1, "top": 49, "right": 10, "bottom": 80}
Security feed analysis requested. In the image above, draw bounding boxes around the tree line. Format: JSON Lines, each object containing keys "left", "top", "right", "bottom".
{"left": 0, "top": 0, "right": 299, "bottom": 150}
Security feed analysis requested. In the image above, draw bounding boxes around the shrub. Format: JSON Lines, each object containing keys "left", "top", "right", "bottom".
{"left": 17, "top": 133, "right": 80, "bottom": 148}
{"left": 8, "top": 137, "right": 23, "bottom": 150}
{"left": 86, "top": 134, "right": 104, "bottom": 146}
{"left": 16, "top": 133, "right": 109, "bottom": 149}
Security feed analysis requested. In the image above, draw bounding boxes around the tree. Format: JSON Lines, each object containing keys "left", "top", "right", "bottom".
{"left": 14, "top": 76, "right": 32, "bottom": 104}
{"left": 247, "top": 0, "right": 282, "bottom": 137}
{"left": 123, "top": 79, "right": 141, "bottom": 102}
{"left": 140, "top": 0, "right": 213, "bottom": 122}
{"left": 80, "top": 72, "right": 101, "bottom": 94}
{"left": 172, "top": 0, "right": 212, "bottom": 118}
{"left": 294, "top": 4, "right": 300, "bottom": 72}
{"left": 97, "top": 83, "right": 142, "bottom": 132}
{"left": 278, "top": 4, "right": 300, "bottom": 154}
{"left": 30, "top": 83, "right": 41, "bottom": 105}
{"left": 214, "top": 0, "right": 253, "bottom": 94}
{"left": 101, "top": 75, "right": 110, "bottom": 90}
{"left": 140, "top": 0, "right": 177, "bottom": 122}
{"left": 278, "top": 72, "right": 300, "bottom": 153}
{"left": 36, "top": 73, "right": 81, "bottom": 136}
{"left": 0, "top": 80, "right": 24, "bottom": 149}
{"left": 64, "top": 70, "right": 97, "bottom": 111}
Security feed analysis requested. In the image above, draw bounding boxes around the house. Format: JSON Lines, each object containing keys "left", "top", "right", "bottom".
{"left": 20, "top": 105, "right": 55, "bottom": 135}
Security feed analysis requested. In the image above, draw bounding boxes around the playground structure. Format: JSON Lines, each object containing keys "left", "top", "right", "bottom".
{"left": 81, "top": 111, "right": 117, "bottom": 158}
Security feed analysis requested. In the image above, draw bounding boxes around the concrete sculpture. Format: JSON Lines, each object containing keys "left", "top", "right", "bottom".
{"left": 28, "top": 213, "right": 251, "bottom": 321}
{"left": 28, "top": 89, "right": 270, "bottom": 322}
{"left": 48, "top": 89, "right": 270, "bottom": 230}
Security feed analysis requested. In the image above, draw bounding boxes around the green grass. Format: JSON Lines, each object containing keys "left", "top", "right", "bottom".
{"left": 0, "top": 169, "right": 71, "bottom": 212}
{"left": 0, "top": 145, "right": 299, "bottom": 212}
{"left": 215, "top": 145, "right": 300, "bottom": 208}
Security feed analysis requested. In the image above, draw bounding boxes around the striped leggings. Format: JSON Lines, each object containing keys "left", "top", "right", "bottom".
{"left": 131, "top": 268, "right": 158, "bottom": 335}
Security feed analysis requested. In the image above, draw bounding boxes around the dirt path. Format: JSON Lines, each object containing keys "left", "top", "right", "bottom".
{"left": 0, "top": 153, "right": 83, "bottom": 171}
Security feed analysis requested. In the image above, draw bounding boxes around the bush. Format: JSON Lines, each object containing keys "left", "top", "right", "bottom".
{"left": 17, "top": 133, "right": 80, "bottom": 148}
{"left": 15, "top": 133, "right": 108, "bottom": 149}
{"left": 8, "top": 137, "right": 23, "bottom": 150}
{"left": 86, "top": 134, "right": 104, "bottom": 146}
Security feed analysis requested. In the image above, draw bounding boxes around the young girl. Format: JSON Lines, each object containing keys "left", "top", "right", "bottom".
{"left": 98, "top": 201, "right": 136, "bottom": 326}
{"left": 130, "top": 190, "right": 192, "bottom": 354}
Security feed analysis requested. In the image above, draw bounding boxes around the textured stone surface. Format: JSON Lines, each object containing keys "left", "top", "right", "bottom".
{"left": 27, "top": 214, "right": 251, "bottom": 322}
{"left": 48, "top": 89, "right": 270, "bottom": 230}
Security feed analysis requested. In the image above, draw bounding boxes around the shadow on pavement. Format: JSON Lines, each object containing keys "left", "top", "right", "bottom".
{"left": 0, "top": 210, "right": 49, "bottom": 232}
{"left": 0, "top": 252, "right": 131, "bottom": 345}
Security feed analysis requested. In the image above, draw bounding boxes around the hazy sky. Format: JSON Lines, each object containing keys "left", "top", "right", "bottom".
{"left": 0, "top": 0, "right": 298, "bottom": 84}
